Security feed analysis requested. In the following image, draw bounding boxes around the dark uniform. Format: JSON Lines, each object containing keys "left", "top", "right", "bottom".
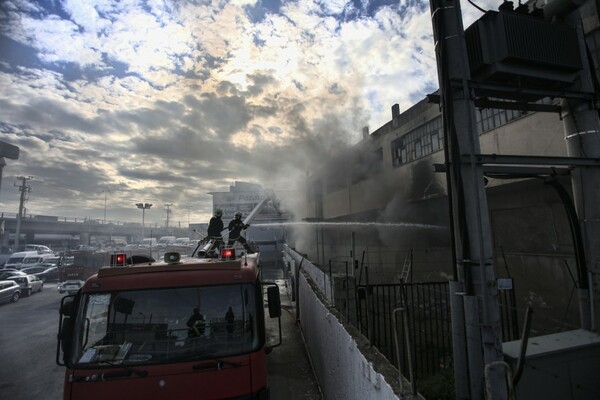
{"left": 207, "top": 210, "right": 224, "bottom": 253}
{"left": 227, "top": 212, "right": 253, "bottom": 253}
{"left": 186, "top": 308, "right": 205, "bottom": 337}
{"left": 225, "top": 306, "right": 235, "bottom": 334}
{"left": 208, "top": 210, "right": 224, "bottom": 237}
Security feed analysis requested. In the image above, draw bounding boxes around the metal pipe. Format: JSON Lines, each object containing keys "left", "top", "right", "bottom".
{"left": 357, "top": 287, "right": 368, "bottom": 335}
{"left": 328, "top": 260, "right": 332, "bottom": 303}
{"left": 404, "top": 305, "right": 417, "bottom": 395}
{"left": 513, "top": 305, "right": 533, "bottom": 385}
{"left": 392, "top": 308, "right": 405, "bottom": 391}
{"left": 590, "top": 271, "right": 596, "bottom": 331}
{"left": 345, "top": 261, "right": 349, "bottom": 321}
{"left": 365, "top": 266, "right": 372, "bottom": 346}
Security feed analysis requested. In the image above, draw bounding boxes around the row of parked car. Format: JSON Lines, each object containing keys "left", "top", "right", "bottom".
{"left": 1, "top": 245, "right": 60, "bottom": 305}
{"left": 0, "top": 270, "right": 45, "bottom": 304}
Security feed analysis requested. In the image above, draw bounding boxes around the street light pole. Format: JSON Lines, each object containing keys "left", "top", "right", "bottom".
{"left": 165, "top": 203, "right": 173, "bottom": 229}
{"left": 103, "top": 190, "right": 108, "bottom": 224}
{"left": 135, "top": 203, "right": 153, "bottom": 239}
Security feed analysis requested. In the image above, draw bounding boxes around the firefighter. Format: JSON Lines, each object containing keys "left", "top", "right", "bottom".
{"left": 227, "top": 212, "right": 254, "bottom": 253}
{"left": 225, "top": 306, "right": 235, "bottom": 334}
{"left": 186, "top": 308, "right": 206, "bottom": 338}
{"left": 206, "top": 209, "right": 224, "bottom": 253}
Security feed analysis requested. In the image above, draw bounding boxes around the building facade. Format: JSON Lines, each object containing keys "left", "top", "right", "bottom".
{"left": 291, "top": 2, "right": 600, "bottom": 335}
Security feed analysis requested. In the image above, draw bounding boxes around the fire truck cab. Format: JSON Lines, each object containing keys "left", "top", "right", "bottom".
{"left": 56, "top": 248, "right": 281, "bottom": 400}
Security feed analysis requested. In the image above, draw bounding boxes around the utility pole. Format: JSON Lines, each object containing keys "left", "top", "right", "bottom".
{"left": 429, "top": 0, "right": 507, "bottom": 399}
{"left": 14, "top": 176, "right": 32, "bottom": 250}
{"left": 545, "top": 0, "right": 600, "bottom": 332}
{"left": 165, "top": 203, "right": 173, "bottom": 229}
{"left": 0, "top": 141, "right": 20, "bottom": 200}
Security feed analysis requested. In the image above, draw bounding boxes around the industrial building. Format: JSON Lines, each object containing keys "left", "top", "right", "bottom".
{"left": 283, "top": 2, "right": 600, "bottom": 398}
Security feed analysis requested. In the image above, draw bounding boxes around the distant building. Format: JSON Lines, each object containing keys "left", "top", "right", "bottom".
{"left": 209, "top": 182, "right": 267, "bottom": 221}
{"left": 209, "top": 181, "right": 290, "bottom": 223}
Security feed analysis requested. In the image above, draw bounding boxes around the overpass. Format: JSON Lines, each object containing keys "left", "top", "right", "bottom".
{"left": 0, "top": 212, "right": 189, "bottom": 249}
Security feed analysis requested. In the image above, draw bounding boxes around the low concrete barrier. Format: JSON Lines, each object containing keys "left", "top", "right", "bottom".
{"left": 283, "top": 245, "right": 422, "bottom": 400}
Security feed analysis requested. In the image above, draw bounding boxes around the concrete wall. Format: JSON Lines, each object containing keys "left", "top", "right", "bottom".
{"left": 283, "top": 245, "right": 423, "bottom": 400}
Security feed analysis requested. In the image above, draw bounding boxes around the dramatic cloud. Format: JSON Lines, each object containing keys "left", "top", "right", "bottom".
{"left": 0, "top": 0, "right": 498, "bottom": 225}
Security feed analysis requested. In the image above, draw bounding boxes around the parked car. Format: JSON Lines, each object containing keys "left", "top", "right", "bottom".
{"left": 32, "top": 266, "right": 59, "bottom": 282}
{"left": 19, "top": 253, "right": 57, "bottom": 269}
{"left": 24, "top": 244, "right": 53, "bottom": 253}
{"left": 6, "top": 274, "right": 43, "bottom": 296}
{"left": 4, "top": 251, "right": 40, "bottom": 269}
{"left": 20, "top": 266, "right": 48, "bottom": 275}
{"left": 173, "top": 237, "right": 191, "bottom": 246}
{"left": 141, "top": 238, "right": 157, "bottom": 247}
{"left": 0, "top": 280, "right": 21, "bottom": 303}
{"left": 0, "top": 270, "right": 26, "bottom": 280}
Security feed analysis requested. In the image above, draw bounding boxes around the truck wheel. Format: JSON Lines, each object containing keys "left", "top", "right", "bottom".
{"left": 11, "top": 292, "right": 20, "bottom": 302}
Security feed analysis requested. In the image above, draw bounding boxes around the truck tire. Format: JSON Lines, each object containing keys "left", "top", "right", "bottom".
{"left": 10, "top": 292, "right": 20, "bottom": 303}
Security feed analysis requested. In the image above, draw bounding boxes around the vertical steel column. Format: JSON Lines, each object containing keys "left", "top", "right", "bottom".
{"left": 558, "top": 4, "right": 600, "bottom": 330}
{"left": 429, "top": 0, "right": 507, "bottom": 398}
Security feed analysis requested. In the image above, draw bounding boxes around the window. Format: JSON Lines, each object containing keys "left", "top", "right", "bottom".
{"left": 72, "top": 284, "right": 260, "bottom": 367}
{"left": 391, "top": 116, "right": 443, "bottom": 167}
{"left": 476, "top": 106, "right": 522, "bottom": 134}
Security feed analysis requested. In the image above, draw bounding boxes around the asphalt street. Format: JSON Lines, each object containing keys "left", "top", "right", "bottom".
{"left": 0, "top": 284, "right": 65, "bottom": 400}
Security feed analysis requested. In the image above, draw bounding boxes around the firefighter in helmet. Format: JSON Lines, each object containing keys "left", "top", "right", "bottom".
{"left": 206, "top": 209, "right": 224, "bottom": 253}
{"left": 227, "top": 212, "right": 253, "bottom": 253}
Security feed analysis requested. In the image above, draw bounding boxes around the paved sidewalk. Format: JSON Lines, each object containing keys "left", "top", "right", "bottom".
{"left": 266, "top": 276, "right": 323, "bottom": 400}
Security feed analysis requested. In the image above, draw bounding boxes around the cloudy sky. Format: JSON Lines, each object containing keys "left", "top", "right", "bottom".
{"left": 0, "top": 0, "right": 494, "bottom": 226}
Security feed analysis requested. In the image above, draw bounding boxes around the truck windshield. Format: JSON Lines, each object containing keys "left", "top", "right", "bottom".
{"left": 71, "top": 284, "right": 260, "bottom": 367}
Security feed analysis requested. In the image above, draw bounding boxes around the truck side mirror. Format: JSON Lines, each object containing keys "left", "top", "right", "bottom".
{"left": 60, "top": 317, "right": 74, "bottom": 365}
{"left": 267, "top": 286, "right": 281, "bottom": 318}
{"left": 60, "top": 297, "right": 73, "bottom": 316}
{"left": 56, "top": 295, "right": 76, "bottom": 367}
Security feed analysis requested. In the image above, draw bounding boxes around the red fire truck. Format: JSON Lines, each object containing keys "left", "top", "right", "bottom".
{"left": 56, "top": 248, "right": 281, "bottom": 400}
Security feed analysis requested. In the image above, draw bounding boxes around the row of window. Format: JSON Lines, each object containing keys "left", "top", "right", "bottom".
{"left": 320, "top": 27, "right": 600, "bottom": 195}
{"left": 391, "top": 105, "right": 527, "bottom": 167}
{"left": 323, "top": 104, "right": 527, "bottom": 194}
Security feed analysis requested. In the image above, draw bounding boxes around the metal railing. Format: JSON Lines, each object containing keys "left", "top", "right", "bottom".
{"left": 355, "top": 281, "right": 519, "bottom": 382}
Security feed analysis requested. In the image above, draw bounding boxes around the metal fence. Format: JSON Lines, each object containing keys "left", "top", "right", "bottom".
{"left": 355, "top": 281, "right": 518, "bottom": 381}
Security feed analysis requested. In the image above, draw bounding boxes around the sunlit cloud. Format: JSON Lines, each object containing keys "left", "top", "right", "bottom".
{"left": 0, "top": 0, "right": 501, "bottom": 224}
